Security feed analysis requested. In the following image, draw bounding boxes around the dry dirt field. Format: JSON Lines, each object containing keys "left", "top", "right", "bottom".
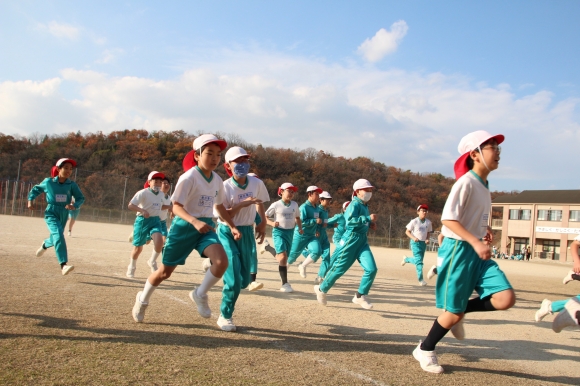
{"left": 0, "top": 215, "right": 579, "bottom": 385}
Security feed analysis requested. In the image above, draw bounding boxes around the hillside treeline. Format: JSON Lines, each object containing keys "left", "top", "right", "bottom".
{"left": 0, "top": 130, "right": 515, "bottom": 237}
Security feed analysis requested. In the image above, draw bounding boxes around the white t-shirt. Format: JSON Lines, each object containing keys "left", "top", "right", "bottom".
{"left": 218, "top": 176, "right": 270, "bottom": 226}
{"left": 575, "top": 234, "right": 580, "bottom": 242}
{"left": 265, "top": 200, "right": 300, "bottom": 230}
{"left": 406, "top": 217, "right": 432, "bottom": 241}
{"left": 130, "top": 188, "right": 165, "bottom": 217}
{"left": 171, "top": 167, "right": 225, "bottom": 219}
{"left": 159, "top": 194, "right": 172, "bottom": 220}
{"left": 441, "top": 171, "right": 491, "bottom": 240}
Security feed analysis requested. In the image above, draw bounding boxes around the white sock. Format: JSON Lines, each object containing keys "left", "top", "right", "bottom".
{"left": 140, "top": 280, "right": 157, "bottom": 304}
{"left": 197, "top": 270, "right": 220, "bottom": 296}
{"left": 302, "top": 257, "right": 315, "bottom": 267}
{"left": 150, "top": 250, "right": 160, "bottom": 262}
{"left": 130, "top": 258, "right": 137, "bottom": 268}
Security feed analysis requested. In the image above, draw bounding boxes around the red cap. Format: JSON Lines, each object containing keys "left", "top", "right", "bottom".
{"left": 56, "top": 158, "right": 77, "bottom": 168}
{"left": 182, "top": 150, "right": 196, "bottom": 171}
{"left": 417, "top": 204, "right": 429, "bottom": 211}
{"left": 144, "top": 171, "right": 165, "bottom": 187}
{"left": 454, "top": 130, "right": 504, "bottom": 180}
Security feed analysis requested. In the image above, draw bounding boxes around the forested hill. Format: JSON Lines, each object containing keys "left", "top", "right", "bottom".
{"left": 0, "top": 130, "right": 517, "bottom": 235}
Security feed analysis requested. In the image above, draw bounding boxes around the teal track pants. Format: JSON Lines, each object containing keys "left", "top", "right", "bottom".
{"left": 404, "top": 240, "right": 426, "bottom": 281}
{"left": 288, "top": 233, "right": 320, "bottom": 265}
{"left": 316, "top": 238, "right": 331, "bottom": 278}
{"left": 219, "top": 225, "right": 256, "bottom": 319}
{"left": 319, "top": 231, "right": 377, "bottom": 296}
{"left": 43, "top": 204, "right": 69, "bottom": 264}
{"left": 552, "top": 295, "right": 580, "bottom": 313}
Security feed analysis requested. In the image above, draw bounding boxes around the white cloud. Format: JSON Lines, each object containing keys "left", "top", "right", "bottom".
{"left": 0, "top": 50, "right": 579, "bottom": 191}
{"left": 357, "top": 21, "right": 408, "bottom": 63}
{"left": 38, "top": 21, "right": 81, "bottom": 41}
{"left": 96, "top": 48, "right": 125, "bottom": 64}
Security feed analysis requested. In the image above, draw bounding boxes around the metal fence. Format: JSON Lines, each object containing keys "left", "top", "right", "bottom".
{"left": 1, "top": 176, "right": 439, "bottom": 251}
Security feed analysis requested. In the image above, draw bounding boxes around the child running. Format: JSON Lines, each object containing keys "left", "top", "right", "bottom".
{"left": 413, "top": 130, "right": 516, "bottom": 374}
{"left": 317, "top": 201, "right": 350, "bottom": 282}
{"left": 28, "top": 158, "right": 85, "bottom": 275}
{"left": 301, "top": 191, "right": 332, "bottom": 283}
{"left": 216, "top": 146, "right": 270, "bottom": 331}
{"left": 314, "top": 179, "right": 378, "bottom": 310}
{"left": 563, "top": 234, "right": 580, "bottom": 284}
{"left": 264, "top": 183, "right": 302, "bottom": 292}
{"left": 132, "top": 134, "right": 240, "bottom": 323}
{"left": 67, "top": 197, "right": 80, "bottom": 236}
{"left": 552, "top": 298, "right": 580, "bottom": 332}
{"left": 126, "top": 171, "right": 171, "bottom": 277}
{"left": 401, "top": 204, "right": 433, "bottom": 286}
{"left": 536, "top": 234, "right": 580, "bottom": 324}
{"left": 288, "top": 186, "right": 323, "bottom": 277}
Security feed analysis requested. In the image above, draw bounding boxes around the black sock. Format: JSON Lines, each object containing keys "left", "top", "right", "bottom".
{"left": 42, "top": 243, "right": 47, "bottom": 250}
{"left": 251, "top": 273, "right": 257, "bottom": 282}
{"left": 355, "top": 292, "right": 362, "bottom": 298}
{"left": 433, "top": 267, "right": 438, "bottom": 274}
{"left": 421, "top": 319, "right": 449, "bottom": 352}
{"left": 575, "top": 311, "right": 580, "bottom": 324}
{"left": 60, "top": 263, "right": 66, "bottom": 268}
{"left": 279, "top": 265, "right": 288, "bottom": 284}
{"left": 572, "top": 274, "right": 580, "bottom": 281}
{"left": 464, "top": 296, "right": 496, "bottom": 313}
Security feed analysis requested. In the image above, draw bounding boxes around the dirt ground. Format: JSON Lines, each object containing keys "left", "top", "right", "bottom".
{"left": 0, "top": 215, "right": 578, "bottom": 385}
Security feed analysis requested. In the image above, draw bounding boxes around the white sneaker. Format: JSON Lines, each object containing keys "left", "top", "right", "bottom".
{"left": 280, "top": 283, "right": 294, "bottom": 293}
{"left": 61, "top": 265, "right": 74, "bottom": 276}
{"left": 314, "top": 285, "right": 327, "bottom": 306}
{"left": 563, "top": 270, "right": 575, "bottom": 285}
{"left": 147, "top": 258, "right": 158, "bottom": 273}
{"left": 427, "top": 265, "right": 437, "bottom": 280}
{"left": 419, "top": 280, "right": 428, "bottom": 286}
{"left": 535, "top": 299, "right": 552, "bottom": 322}
{"left": 552, "top": 298, "right": 580, "bottom": 333}
{"left": 450, "top": 318, "right": 465, "bottom": 340}
{"left": 189, "top": 288, "right": 211, "bottom": 318}
{"left": 217, "top": 315, "right": 236, "bottom": 332}
{"left": 401, "top": 256, "right": 407, "bottom": 266}
{"left": 128, "top": 233, "right": 133, "bottom": 243}
{"left": 126, "top": 265, "right": 136, "bottom": 278}
{"left": 132, "top": 291, "right": 148, "bottom": 322}
{"left": 36, "top": 245, "right": 46, "bottom": 257}
{"left": 413, "top": 341, "right": 444, "bottom": 374}
{"left": 248, "top": 281, "right": 263, "bottom": 291}
{"left": 260, "top": 239, "right": 270, "bottom": 254}
{"left": 352, "top": 294, "right": 373, "bottom": 309}
{"left": 67, "top": 231, "right": 71, "bottom": 236}
{"left": 201, "top": 258, "right": 211, "bottom": 273}
{"left": 298, "top": 263, "right": 307, "bottom": 278}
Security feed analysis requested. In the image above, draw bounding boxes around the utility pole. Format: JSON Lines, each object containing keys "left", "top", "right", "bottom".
{"left": 11, "top": 160, "right": 21, "bottom": 215}
{"left": 121, "top": 176, "right": 128, "bottom": 223}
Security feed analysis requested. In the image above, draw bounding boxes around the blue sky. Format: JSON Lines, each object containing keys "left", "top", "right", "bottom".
{"left": 1, "top": 1, "right": 579, "bottom": 191}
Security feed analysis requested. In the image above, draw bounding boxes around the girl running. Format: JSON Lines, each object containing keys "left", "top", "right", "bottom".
{"left": 314, "top": 179, "right": 378, "bottom": 310}
{"left": 265, "top": 183, "right": 303, "bottom": 292}
{"left": 300, "top": 191, "right": 332, "bottom": 283}
{"left": 28, "top": 158, "right": 85, "bottom": 275}
{"left": 216, "top": 146, "right": 270, "bottom": 331}
{"left": 132, "top": 134, "right": 240, "bottom": 323}
{"left": 401, "top": 204, "right": 433, "bottom": 286}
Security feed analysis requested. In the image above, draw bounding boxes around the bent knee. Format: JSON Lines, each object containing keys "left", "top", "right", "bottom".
{"left": 493, "top": 290, "right": 516, "bottom": 310}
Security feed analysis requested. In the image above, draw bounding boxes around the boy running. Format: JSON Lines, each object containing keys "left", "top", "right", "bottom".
{"left": 401, "top": 204, "right": 433, "bottom": 286}
{"left": 413, "top": 130, "right": 516, "bottom": 374}
{"left": 216, "top": 146, "right": 270, "bottom": 331}
{"left": 300, "top": 191, "right": 332, "bottom": 281}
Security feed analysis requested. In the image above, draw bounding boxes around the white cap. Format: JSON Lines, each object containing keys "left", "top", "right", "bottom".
{"left": 306, "top": 186, "right": 323, "bottom": 194}
{"left": 320, "top": 191, "right": 332, "bottom": 199}
{"left": 280, "top": 182, "right": 298, "bottom": 191}
{"left": 193, "top": 134, "right": 227, "bottom": 151}
{"left": 56, "top": 158, "right": 77, "bottom": 167}
{"left": 353, "top": 179, "right": 374, "bottom": 191}
{"left": 225, "top": 146, "right": 250, "bottom": 163}
{"left": 148, "top": 171, "right": 165, "bottom": 180}
{"left": 247, "top": 173, "right": 258, "bottom": 178}
{"left": 457, "top": 130, "right": 504, "bottom": 155}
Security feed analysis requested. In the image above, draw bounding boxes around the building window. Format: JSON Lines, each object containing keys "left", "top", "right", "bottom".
{"left": 509, "top": 209, "right": 531, "bottom": 220}
{"left": 514, "top": 238, "right": 529, "bottom": 254}
{"left": 542, "top": 239, "right": 560, "bottom": 252}
{"left": 537, "top": 210, "right": 562, "bottom": 221}
{"left": 570, "top": 210, "right": 580, "bottom": 222}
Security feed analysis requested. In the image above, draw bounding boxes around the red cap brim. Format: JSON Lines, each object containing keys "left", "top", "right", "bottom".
{"left": 182, "top": 150, "right": 197, "bottom": 171}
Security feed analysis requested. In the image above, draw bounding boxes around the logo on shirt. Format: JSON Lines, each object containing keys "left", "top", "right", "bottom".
{"left": 481, "top": 213, "right": 489, "bottom": 228}
{"left": 238, "top": 192, "right": 254, "bottom": 202}
{"left": 198, "top": 195, "right": 214, "bottom": 208}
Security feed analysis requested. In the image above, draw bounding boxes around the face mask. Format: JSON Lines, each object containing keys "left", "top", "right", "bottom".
{"left": 233, "top": 162, "right": 250, "bottom": 178}
{"left": 361, "top": 192, "right": 372, "bottom": 202}
{"left": 150, "top": 185, "right": 160, "bottom": 193}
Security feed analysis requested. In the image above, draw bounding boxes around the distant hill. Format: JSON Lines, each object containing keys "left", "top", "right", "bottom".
{"left": 1, "top": 130, "right": 469, "bottom": 237}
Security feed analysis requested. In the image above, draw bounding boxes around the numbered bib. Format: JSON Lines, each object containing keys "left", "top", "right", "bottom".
{"left": 55, "top": 194, "right": 67, "bottom": 203}
{"left": 313, "top": 212, "right": 319, "bottom": 219}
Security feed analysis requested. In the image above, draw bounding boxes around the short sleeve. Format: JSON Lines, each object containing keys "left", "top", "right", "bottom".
{"left": 441, "top": 180, "right": 470, "bottom": 222}
{"left": 214, "top": 182, "right": 225, "bottom": 206}
{"left": 428, "top": 221, "right": 433, "bottom": 232}
{"left": 130, "top": 190, "right": 144, "bottom": 206}
{"left": 406, "top": 219, "right": 414, "bottom": 231}
{"left": 265, "top": 202, "right": 276, "bottom": 218}
{"left": 171, "top": 177, "right": 193, "bottom": 205}
{"left": 256, "top": 179, "right": 270, "bottom": 203}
